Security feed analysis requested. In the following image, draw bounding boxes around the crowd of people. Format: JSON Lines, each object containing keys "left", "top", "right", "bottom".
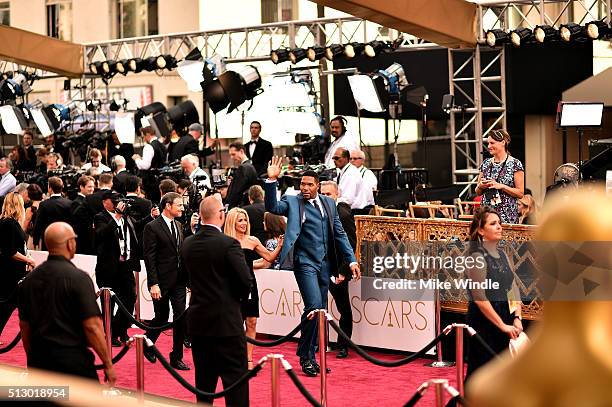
{"left": 0, "top": 118, "right": 537, "bottom": 407}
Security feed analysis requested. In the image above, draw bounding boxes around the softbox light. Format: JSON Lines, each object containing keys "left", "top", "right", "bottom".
{"left": 0, "top": 105, "right": 28, "bottom": 134}
{"left": 177, "top": 59, "right": 205, "bottom": 92}
{"left": 31, "top": 108, "right": 55, "bottom": 137}
{"left": 114, "top": 112, "right": 136, "bottom": 144}
{"left": 347, "top": 75, "right": 385, "bottom": 113}
{"left": 559, "top": 102, "right": 604, "bottom": 127}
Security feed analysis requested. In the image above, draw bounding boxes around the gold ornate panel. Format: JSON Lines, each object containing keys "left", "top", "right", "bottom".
{"left": 355, "top": 216, "right": 541, "bottom": 320}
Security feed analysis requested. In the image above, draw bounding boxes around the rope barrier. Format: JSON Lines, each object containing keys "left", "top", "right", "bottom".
{"left": 245, "top": 319, "right": 307, "bottom": 347}
{"left": 284, "top": 366, "right": 323, "bottom": 407}
{"left": 402, "top": 383, "right": 427, "bottom": 407}
{"left": 94, "top": 344, "right": 131, "bottom": 370}
{"left": 445, "top": 395, "right": 469, "bottom": 407}
{"left": 329, "top": 320, "right": 445, "bottom": 367}
{"left": 149, "top": 343, "right": 263, "bottom": 399}
{"left": 0, "top": 332, "right": 21, "bottom": 354}
{"left": 112, "top": 292, "right": 186, "bottom": 332}
{"left": 471, "top": 332, "right": 498, "bottom": 359}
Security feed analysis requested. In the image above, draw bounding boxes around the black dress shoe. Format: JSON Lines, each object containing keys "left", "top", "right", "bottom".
{"left": 183, "top": 339, "right": 192, "bottom": 349}
{"left": 311, "top": 360, "right": 332, "bottom": 374}
{"left": 144, "top": 348, "right": 157, "bottom": 363}
{"left": 111, "top": 338, "right": 122, "bottom": 347}
{"left": 170, "top": 358, "right": 190, "bottom": 371}
{"left": 300, "top": 359, "right": 318, "bottom": 377}
{"left": 336, "top": 348, "right": 349, "bottom": 359}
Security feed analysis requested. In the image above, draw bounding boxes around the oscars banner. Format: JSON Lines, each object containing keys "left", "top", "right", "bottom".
{"left": 256, "top": 269, "right": 436, "bottom": 353}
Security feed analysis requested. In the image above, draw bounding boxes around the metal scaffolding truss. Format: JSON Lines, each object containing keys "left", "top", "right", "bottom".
{"left": 476, "top": 0, "right": 611, "bottom": 39}
{"left": 449, "top": 45, "right": 506, "bottom": 198}
{"left": 83, "top": 17, "right": 431, "bottom": 66}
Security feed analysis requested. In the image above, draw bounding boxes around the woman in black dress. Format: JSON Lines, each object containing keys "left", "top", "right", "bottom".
{"left": 224, "top": 208, "right": 283, "bottom": 369}
{"left": 0, "top": 193, "right": 36, "bottom": 333}
{"left": 466, "top": 206, "right": 523, "bottom": 380}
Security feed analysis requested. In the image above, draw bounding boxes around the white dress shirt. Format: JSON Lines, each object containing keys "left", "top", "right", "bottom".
{"left": 336, "top": 163, "right": 366, "bottom": 209}
{"left": 161, "top": 213, "right": 178, "bottom": 243}
{"left": 324, "top": 132, "right": 360, "bottom": 168}
{"left": 135, "top": 139, "right": 156, "bottom": 170}
{"left": 0, "top": 172, "right": 17, "bottom": 197}
{"left": 359, "top": 166, "right": 378, "bottom": 191}
{"left": 248, "top": 137, "right": 259, "bottom": 158}
{"left": 82, "top": 162, "right": 111, "bottom": 173}
{"left": 302, "top": 195, "right": 325, "bottom": 224}
{"left": 108, "top": 210, "right": 131, "bottom": 260}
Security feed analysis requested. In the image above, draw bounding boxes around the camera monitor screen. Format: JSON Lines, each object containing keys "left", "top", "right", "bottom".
{"left": 559, "top": 102, "right": 604, "bottom": 127}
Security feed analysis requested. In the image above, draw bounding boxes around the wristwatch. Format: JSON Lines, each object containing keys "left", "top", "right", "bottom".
{"left": 513, "top": 314, "right": 522, "bottom": 321}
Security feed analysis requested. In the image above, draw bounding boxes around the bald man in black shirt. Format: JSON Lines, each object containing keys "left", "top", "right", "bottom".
{"left": 19, "top": 222, "right": 115, "bottom": 385}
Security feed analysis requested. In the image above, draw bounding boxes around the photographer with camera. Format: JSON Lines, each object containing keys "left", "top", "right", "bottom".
{"left": 33, "top": 176, "right": 72, "bottom": 250}
{"left": 134, "top": 127, "right": 167, "bottom": 203}
{"left": 82, "top": 149, "right": 111, "bottom": 174}
{"left": 94, "top": 191, "right": 143, "bottom": 346}
{"left": 181, "top": 154, "right": 211, "bottom": 186}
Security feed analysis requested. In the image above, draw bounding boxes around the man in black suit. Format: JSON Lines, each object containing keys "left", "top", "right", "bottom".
{"left": 225, "top": 142, "right": 258, "bottom": 209}
{"left": 142, "top": 192, "right": 189, "bottom": 370}
{"left": 112, "top": 155, "right": 130, "bottom": 195}
{"left": 33, "top": 177, "right": 72, "bottom": 250}
{"left": 94, "top": 191, "right": 143, "bottom": 346}
{"left": 71, "top": 175, "right": 96, "bottom": 254}
{"left": 87, "top": 173, "right": 114, "bottom": 215}
{"left": 181, "top": 196, "right": 252, "bottom": 406}
{"left": 242, "top": 185, "right": 266, "bottom": 243}
{"left": 168, "top": 130, "right": 198, "bottom": 163}
{"left": 124, "top": 175, "right": 153, "bottom": 242}
{"left": 320, "top": 180, "right": 357, "bottom": 359}
{"left": 19, "top": 130, "right": 37, "bottom": 171}
{"left": 244, "top": 121, "right": 273, "bottom": 175}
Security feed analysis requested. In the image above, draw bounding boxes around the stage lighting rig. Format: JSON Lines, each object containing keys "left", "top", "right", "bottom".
{"left": 307, "top": 46, "right": 325, "bottom": 61}
{"left": 559, "top": 23, "right": 586, "bottom": 42}
{"left": 364, "top": 41, "right": 389, "bottom": 57}
{"left": 485, "top": 29, "right": 510, "bottom": 47}
{"left": 289, "top": 48, "right": 307, "bottom": 64}
{"left": 202, "top": 63, "right": 263, "bottom": 113}
{"left": 271, "top": 48, "right": 290, "bottom": 64}
{"left": 127, "top": 58, "right": 144, "bottom": 73}
{"left": 344, "top": 42, "right": 365, "bottom": 58}
{"left": 585, "top": 20, "right": 612, "bottom": 39}
{"left": 534, "top": 25, "right": 559, "bottom": 43}
{"left": 102, "top": 60, "right": 118, "bottom": 75}
{"left": 89, "top": 61, "right": 104, "bottom": 75}
{"left": 325, "top": 44, "right": 344, "bottom": 61}
{"left": 116, "top": 59, "right": 130, "bottom": 75}
{"left": 510, "top": 27, "right": 534, "bottom": 47}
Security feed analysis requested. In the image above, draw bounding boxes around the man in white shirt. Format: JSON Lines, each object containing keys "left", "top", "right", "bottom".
{"left": 324, "top": 116, "right": 360, "bottom": 168}
{"left": 82, "top": 148, "right": 111, "bottom": 173}
{"left": 180, "top": 154, "right": 211, "bottom": 188}
{"left": 333, "top": 148, "right": 368, "bottom": 210}
{"left": 0, "top": 158, "right": 17, "bottom": 197}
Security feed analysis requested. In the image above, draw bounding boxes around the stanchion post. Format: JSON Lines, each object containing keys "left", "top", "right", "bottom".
{"left": 102, "top": 288, "right": 112, "bottom": 356}
{"left": 431, "top": 379, "right": 447, "bottom": 407}
{"left": 426, "top": 288, "right": 454, "bottom": 367}
{"left": 134, "top": 271, "right": 141, "bottom": 322}
{"left": 270, "top": 354, "right": 282, "bottom": 407}
{"left": 455, "top": 324, "right": 465, "bottom": 397}
{"left": 134, "top": 334, "right": 145, "bottom": 401}
{"left": 317, "top": 310, "right": 328, "bottom": 407}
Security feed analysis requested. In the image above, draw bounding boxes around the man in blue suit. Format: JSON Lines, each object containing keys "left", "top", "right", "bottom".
{"left": 264, "top": 156, "right": 360, "bottom": 376}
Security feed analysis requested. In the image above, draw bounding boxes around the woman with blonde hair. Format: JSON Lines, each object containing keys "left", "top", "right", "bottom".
{"left": 0, "top": 193, "right": 36, "bottom": 333}
{"left": 518, "top": 194, "right": 536, "bottom": 225}
{"left": 224, "top": 207, "right": 284, "bottom": 369}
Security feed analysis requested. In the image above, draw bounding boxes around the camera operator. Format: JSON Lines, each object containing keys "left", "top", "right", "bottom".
{"left": 225, "top": 142, "right": 257, "bottom": 209}
{"left": 181, "top": 154, "right": 211, "bottom": 187}
{"left": 134, "top": 126, "right": 166, "bottom": 203}
{"left": 112, "top": 155, "right": 129, "bottom": 195}
{"left": 94, "top": 191, "right": 149, "bottom": 346}
{"left": 323, "top": 116, "right": 359, "bottom": 169}
{"left": 45, "top": 134, "right": 68, "bottom": 165}
{"left": 71, "top": 175, "right": 96, "bottom": 254}
{"left": 82, "top": 148, "right": 111, "bottom": 174}
{"left": 33, "top": 176, "right": 72, "bottom": 250}
{"left": 124, "top": 175, "right": 154, "bottom": 242}
{"left": 87, "top": 173, "right": 114, "bottom": 215}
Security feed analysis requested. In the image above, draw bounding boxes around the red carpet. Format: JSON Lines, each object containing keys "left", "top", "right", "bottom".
{"left": 0, "top": 313, "right": 458, "bottom": 406}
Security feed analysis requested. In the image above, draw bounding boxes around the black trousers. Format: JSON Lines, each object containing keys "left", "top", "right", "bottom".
{"left": 328, "top": 278, "right": 353, "bottom": 348}
{"left": 146, "top": 285, "right": 186, "bottom": 360}
{"left": 29, "top": 345, "right": 98, "bottom": 382}
{"left": 101, "top": 263, "right": 136, "bottom": 340}
{"left": 192, "top": 335, "right": 249, "bottom": 407}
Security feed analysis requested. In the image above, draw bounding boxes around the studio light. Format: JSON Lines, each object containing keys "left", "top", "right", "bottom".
{"left": 559, "top": 23, "right": 585, "bottom": 42}
{"left": 485, "top": 29, "right": 510, "bottom": 47}
{"left": 510, "top": 27, "right": 534, "bottom": 47}
{"left": 156, "top": 54, "right": 177, "bottom": 70}
{"left": 325, "top": 44, "right": 344, "bottom": 61}
{"left": 127, "top": 58, "right": 144, "bottom": 73}
{"left": 143, "top": 56, "right": 159, "bottom": 71}
{"left": 306, "top": 46, "right": 325, "bottom": 61}
{"left": 270, "top": 48, "right": 290, "bottom": 64}
{"left": 0, "top": 105, "right": 28, "bottom": 134}
{"left": 585, "top": 20, "right": 612, "bottom": 39}
{"left": 379, "top": 62, "right": 409, "bottom": 92}
{"left": 364, "top": 41, "right": 389, "bottom": 57}
{"left": 109, "top": 100, "right": 121, "bottom": 111}
{"left": 289, "top": 48, "right": 307, "bottom": 64}
{"left": 218, "top": 65, "right": 263, "bottom": 113}
{"left": 534, "top": 25, "right": 558, "bottom": 43}
{"left": 89, "top": 61, "right": 104, "bottom": 75}
{"left": 102, "top": 60, "right": 117, "bottom": 75}
{"left": 116, "top": 59, "right": 130, "bottom": 75}
{"left": 344, "top": 42, "right": 365, "bottom": 58}
{"left": 0, "top": 79, "right": 19, "bottom": 101}
{"left": 86, "top": 100, "right": 101, "bottom": 112}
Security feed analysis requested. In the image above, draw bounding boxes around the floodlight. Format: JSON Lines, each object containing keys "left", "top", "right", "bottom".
{"left": 559, "top": 102, "right": 604, "bottom": 127}
{"left": 510, "top": 27, "right": 534, "bottom": 46}
{"left": 102, "top": 60, "right": 117, "bottom": 75}
{"left": 559, "top": 23, "right": 584, "bottom": 42}
{"left": 86, "top": 100, "right": 101, "bottom": 112}
{"left": 585, "top": 20, "right": 612, "bottom": 39}
{"left": 347, "top": 75, "right": 385, "bottom": 113}
{"left": 0, "top": 79, "right": 19, "bottom": 101}
{"left": 31, "top": 108, "right": 54, "bottom": 137}
{"left": 109, "top": 100, "right": 121, "bottom": 111}
{"left": 127, "top": 58, "right": 144, "bottom": 73}
{"left": 534, "top": 25, "right": 558, "bottom": 43}
{"left": 114, "top": 112, "right": 136, "bottom": 144}
{"left": 485, "top": 29, "right": 510, "bottom": 47}
{"left": 289, "top": 48, "right": 307, "bottom": 64}
{"left": 116, "top": 59, "right": 130, "bottom": 75}
{"left": 0, "top": 105, "right": 28, "bottom": 134}
{"left": 177, "top": 59, "right": 205, "bottom": 92}
{"left": 379, "top": 63, "right": 408, "bottom": 92}
{"left": 156, "top": 54, "right": 177, "bottom": 70}
{"left": 364, "top": 41, "right": 389, "bottom": 57}
{"left": 89, "top": 61, "right": 103, "bottom": 74}
{"left": 271, "top": 48, "right": 290, "bottom": 64}
{"left": 306, "top": 46, "right": 325, "bottom": 61}
{"left": 325, "top": 44, "right": 344, "bottom": 61}
{"left": 218, "top": 65, "right": 263, "bottom": 113}
{"left": 344, "top": 42, "right": 365, "bottom": 58}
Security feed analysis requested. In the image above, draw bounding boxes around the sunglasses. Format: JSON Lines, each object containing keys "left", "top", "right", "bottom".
{"left": 350, "top": 157, "right": 363, "bottom": 161}
{"left": 332, "top": 156, "right": 342, "bottom": 160}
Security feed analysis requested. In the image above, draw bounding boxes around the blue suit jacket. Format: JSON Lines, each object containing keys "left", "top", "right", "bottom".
{"left": 264, "top": 181, "right": 356, "bottom": 271}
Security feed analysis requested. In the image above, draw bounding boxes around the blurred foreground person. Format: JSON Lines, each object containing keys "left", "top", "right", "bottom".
{"left": 19, "top": 222, "right": 115, "bottom": 385}
{"left": 468, "top": 190, "right": 612, "bottom": 406}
